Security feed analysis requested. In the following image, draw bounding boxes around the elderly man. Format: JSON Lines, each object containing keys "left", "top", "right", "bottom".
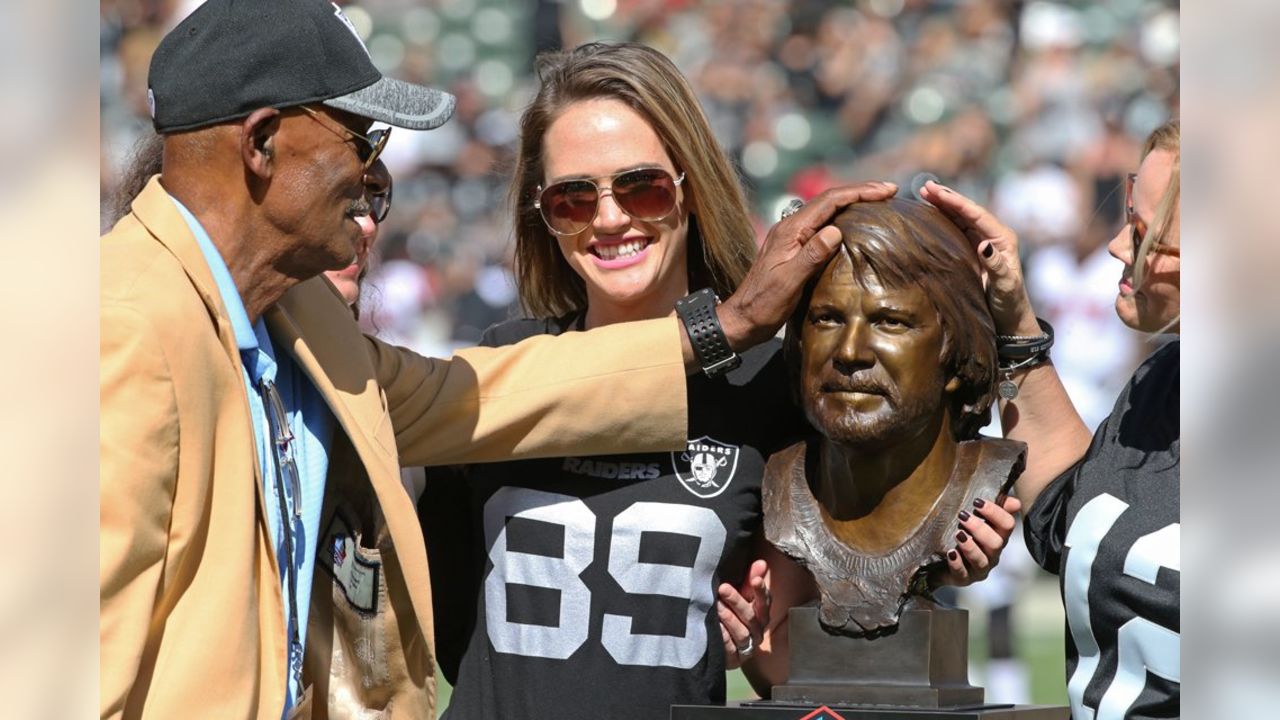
{"left": 99, "top": 1, "right": 894, "bottom": 718}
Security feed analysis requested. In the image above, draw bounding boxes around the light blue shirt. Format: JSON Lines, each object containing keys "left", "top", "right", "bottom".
{"left": 172, "top": 196, "right": 333, "bottom": 715}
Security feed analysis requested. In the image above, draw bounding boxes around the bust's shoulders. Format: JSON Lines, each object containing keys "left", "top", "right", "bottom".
{"left": 959, "top": 436, "right": 1027, "bottom": 497}
{"left": 761, "top": 438, "right": 811, "bottom": 550}
{"left": 764, "top": 438, "right": 808, "bottom": 472}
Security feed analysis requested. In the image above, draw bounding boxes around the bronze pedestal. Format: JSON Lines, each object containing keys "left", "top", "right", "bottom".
{"left": 670, "top": 605, "right": 1067, "bottom": 720}
{"left": 774, "top": 605, "right": 981, "bottom": 707}
{"left": 670, "top": 703, "right": 1068, "bottom": 719}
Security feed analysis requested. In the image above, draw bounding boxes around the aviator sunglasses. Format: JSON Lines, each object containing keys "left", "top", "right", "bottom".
{"left": 299, "top": 105, "right": 391, "bottom": 173}
{"left": 534, "top": 167, "right": 685, "bottom": 236}
{"left": 366, "top": 169, "right": 392, "bottom": 224}
{"left": 1124, "top": 172, "right": 1179, "bottom": 259}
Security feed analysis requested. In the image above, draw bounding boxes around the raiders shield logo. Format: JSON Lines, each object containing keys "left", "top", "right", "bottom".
{"left": 672, "top": 436, "right": 740, "bottom": 499}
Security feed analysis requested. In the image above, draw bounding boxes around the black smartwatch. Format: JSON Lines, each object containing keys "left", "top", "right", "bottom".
{"left": 675, "top": 288, "right": 741, "bottom": 378}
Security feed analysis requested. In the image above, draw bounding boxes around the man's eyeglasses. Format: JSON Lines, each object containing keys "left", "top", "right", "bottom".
{"left": 299, "top": 105, "right": 390, "bottom": 173}
{"left": 1124, "top": 172, "right": 1179, "bottom": 259}
{"left": 365, "top": 170, "right": 392, "bottom": 224}
{"left": 534, "top": 168, "right": 685, "bottom": 236}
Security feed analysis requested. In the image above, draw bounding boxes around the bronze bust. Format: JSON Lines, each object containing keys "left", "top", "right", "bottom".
{"left": 763, "top": 197, "right": 1025, "bottom": 636}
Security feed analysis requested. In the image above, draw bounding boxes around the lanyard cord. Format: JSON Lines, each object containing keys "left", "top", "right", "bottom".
{"left": 260, "top": 380, "right": 303, "bottom": 690}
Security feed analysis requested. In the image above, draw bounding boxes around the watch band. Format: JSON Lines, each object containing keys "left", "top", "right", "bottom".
{"left": 675, "top": 288, "right": 741, "bottom": 378}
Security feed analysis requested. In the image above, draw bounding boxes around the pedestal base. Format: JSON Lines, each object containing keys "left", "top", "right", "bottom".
{"left": 774, "top": 605, "right": 982, "bottom": 708}
{"left": 674, "top": 604, "right": 1067, "bottom": 720}
{"left": 670, "top": 702, "right": 1068, "bottom": 720}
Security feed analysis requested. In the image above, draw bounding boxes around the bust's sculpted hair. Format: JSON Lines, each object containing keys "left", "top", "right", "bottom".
{"left": 784, "top": 198, "right": 997, "bottom": 440}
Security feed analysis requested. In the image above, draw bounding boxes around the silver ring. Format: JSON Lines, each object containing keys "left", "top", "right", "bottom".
{"left": 780, "top": 198, "right": 804, "bottom": 220}
{"left": 736, "top": 636, "right": 755, "bottom": 659}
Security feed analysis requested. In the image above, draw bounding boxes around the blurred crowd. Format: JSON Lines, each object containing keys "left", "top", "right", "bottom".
{"left": 101, "top": 0, "right": 1177, "bottom": 704}
{"left": 101, "top": 0, "right": 1178, "bottom": 422}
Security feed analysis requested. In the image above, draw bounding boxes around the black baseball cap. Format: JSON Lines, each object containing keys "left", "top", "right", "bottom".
{"left": 148, "top": 0, "right": 455, "bottom": 133}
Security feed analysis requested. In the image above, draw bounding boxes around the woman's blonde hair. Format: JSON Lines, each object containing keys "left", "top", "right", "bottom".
{"left": 1132, "top": 119, "right": 1180, "bottom": 291}
{"left": 510, "top": 42, "right": 755, "bottom": 318}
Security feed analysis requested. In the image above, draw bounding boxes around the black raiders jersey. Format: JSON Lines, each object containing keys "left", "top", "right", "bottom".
{"left": 1025, "top": 342, "right": 1180, "bottom": 719}
{"left": 421, "top": 315, "right": 805, "bottom": 719}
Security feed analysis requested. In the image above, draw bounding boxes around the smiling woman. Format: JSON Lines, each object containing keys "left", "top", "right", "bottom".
{"left": 510, "top": 43, "right": 756, "bottom": 323}
{"left": 537, "top": 98, "right": 695, "bottom": 325}
{"left": 419, "top": 44, "right": 790, "bottom": 720}
{"left": 418, "top": 42, "right": 1016, "bottom": 720}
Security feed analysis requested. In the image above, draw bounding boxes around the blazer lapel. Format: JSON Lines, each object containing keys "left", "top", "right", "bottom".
{"left": 267, "top": 278, "right": 439, "bottom": 660}
{"left": 130, "top": 176, "right": 241, "bottom": 365}
{"left": 264, "top": 278, "right": 399, "bottom": 473}
{"left": 127, "top": 175, "right": 282, "bottom": 583}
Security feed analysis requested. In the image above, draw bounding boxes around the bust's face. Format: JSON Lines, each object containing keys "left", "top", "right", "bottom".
{"left": 799, "top": 250, "right": 952, "bottom": 447}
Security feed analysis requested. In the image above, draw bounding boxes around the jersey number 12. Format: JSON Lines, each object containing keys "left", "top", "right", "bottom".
{"left": 1064, "top": 494, "right": 1180, "bottom": 720}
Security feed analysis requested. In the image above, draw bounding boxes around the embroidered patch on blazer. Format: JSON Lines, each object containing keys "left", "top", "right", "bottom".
{"left": 318, "top": 512, "right": 380, "bottom": 614}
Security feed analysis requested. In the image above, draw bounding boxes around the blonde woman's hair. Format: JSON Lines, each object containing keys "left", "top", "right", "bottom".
{"left": 1132, "top": 119, "right": 1180, "bottom": 291}
{"left": 510, "top": 42, "right": 755, "bottom": 318}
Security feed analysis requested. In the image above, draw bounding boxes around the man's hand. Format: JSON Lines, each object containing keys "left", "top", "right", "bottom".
{"left": 716, "top": 182, "right": 898, "bottom": 352}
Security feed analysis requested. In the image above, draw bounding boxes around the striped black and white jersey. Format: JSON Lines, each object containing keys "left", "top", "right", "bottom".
{"left": 421, "top": 315, "right": 805, "bottom": 719}
{"left": 1026, "top": 342, "right": 1180, "bottom": 719}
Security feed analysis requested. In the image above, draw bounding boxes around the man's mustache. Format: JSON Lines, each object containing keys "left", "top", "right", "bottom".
{"left": 820, "top": 373, "right": 893, "bottom": 397}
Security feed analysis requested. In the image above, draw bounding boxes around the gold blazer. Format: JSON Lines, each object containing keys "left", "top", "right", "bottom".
{"left": 100, "top": 178, "right": 688, "bottom": 719}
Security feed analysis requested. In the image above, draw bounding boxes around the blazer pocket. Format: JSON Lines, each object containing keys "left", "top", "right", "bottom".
{"left": 314, "top": 512, "right": 430, "bottom": 712}
{"left": 319, "top": 513, "right": 384, "bottom": 617}
{"left": 321, "top": 522, "right": 395, "bottom": 712}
